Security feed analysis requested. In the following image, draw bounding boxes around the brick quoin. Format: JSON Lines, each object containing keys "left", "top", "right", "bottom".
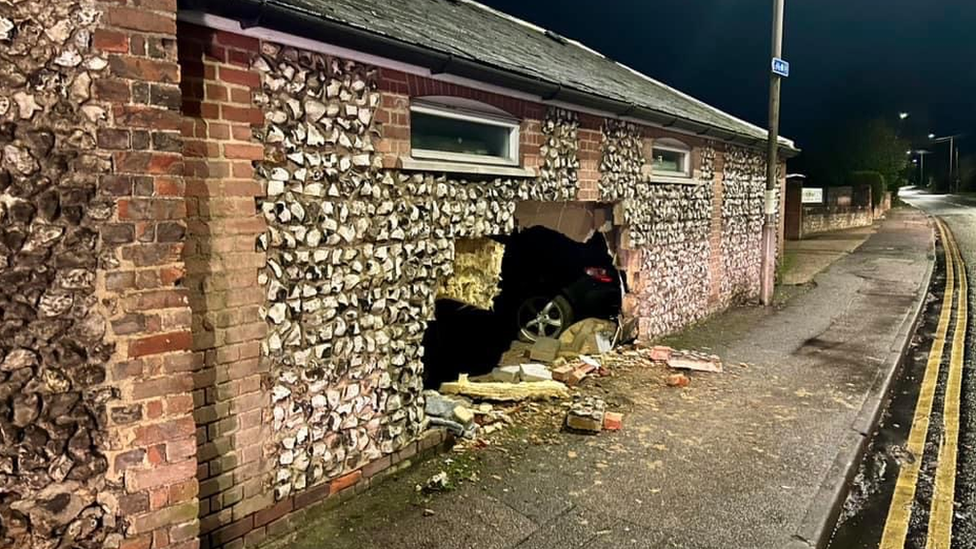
{"left": 178, "top": 22, "right": 271, "bottom": 549}
{"left": 94, "top": 2, "right": 200, "bottom": 549}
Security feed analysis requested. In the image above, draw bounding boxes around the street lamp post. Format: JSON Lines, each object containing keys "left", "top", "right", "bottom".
{"left": 760, "top": 0, "right": 785, "bottom": 306}
{"left": 911, "top": 149, "right": 931, "bottom": 187}
{"left": 929, "top": 133, "right": 966, "bottom": 192}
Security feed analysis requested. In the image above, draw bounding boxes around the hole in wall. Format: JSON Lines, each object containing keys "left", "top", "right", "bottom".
{"left": 422, "top": 204, "right": 626, "bottom": 389}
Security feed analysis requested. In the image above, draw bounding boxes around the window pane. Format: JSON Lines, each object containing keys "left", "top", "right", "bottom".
{"left": 411, "top": 111, "right": 511, "bottom": 159}
{"left": 652, "top": 148, "right": 686, "bottom": 173}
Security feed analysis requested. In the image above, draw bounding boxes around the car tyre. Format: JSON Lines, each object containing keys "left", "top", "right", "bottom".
{"left": 517, "top": 295, "right": 575, "bottom": 342}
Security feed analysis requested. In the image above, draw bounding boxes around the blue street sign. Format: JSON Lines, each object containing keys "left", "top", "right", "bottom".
{"left": 772, "top": 57, "right": 790, "bottom": 77}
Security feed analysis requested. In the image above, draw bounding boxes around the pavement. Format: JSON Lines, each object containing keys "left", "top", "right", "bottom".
{"left": 781, "top": 224, "right": 878, "bottom": 286}
{"left": 271, "top": 208, "right": 934, "bottom": 549}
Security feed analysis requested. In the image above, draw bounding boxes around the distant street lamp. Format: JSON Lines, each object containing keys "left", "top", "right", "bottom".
{"left": 899, "top": 112, "right": 910, "bottom": 120}
{"left": 929, "top": 133, "right": 966, "bottom": 192}
{"left": 910, "top": 149, "right": 932, "bottom": 188}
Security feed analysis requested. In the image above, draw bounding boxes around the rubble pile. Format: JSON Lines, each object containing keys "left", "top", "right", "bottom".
{"left": 422, "top": 391, "right": 512, "bottom": 439}
{"left": 565, "top": 397, "right": 606, "bottom": 433}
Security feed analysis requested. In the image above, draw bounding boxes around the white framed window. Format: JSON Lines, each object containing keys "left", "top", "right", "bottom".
{"left": 651, "top": 138, "right": 692, "bottom": 178}
{"left": 410, "top": 96, "right": 520, "bottom": 167}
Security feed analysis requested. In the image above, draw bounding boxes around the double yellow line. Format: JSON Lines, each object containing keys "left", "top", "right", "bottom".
{"left": 879, "top": 218, "right": 968, "bottom": 549}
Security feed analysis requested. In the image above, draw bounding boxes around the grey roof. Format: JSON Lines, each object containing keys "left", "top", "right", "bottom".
{"left": 204, "top": 0, "right": 795, "bottom": 149}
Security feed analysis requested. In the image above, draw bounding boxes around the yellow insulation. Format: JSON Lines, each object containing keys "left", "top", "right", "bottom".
{"left": 435, "top": 238, "right": 505, "bottom": 310}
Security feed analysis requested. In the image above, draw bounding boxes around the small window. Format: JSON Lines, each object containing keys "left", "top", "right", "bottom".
{"left": 651, "top": 138, "right": 691, "bottom": 177}
{"left": 410, "top": 98, "right": 520, "bottom": 166}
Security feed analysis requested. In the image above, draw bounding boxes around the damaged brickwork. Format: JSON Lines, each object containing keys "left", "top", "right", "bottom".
{"left": 596, "top": 120, "right": 717, "bottom": 338}
{"left": 252, "top": 46, "right": 533, "bottom": 501}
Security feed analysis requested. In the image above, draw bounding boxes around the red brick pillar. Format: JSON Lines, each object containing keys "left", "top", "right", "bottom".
{"left": 708, "top": 147, "right": 725, "bottom": 306}
{"left": 177, "top": 24, "right": 271, "bottom": 549}
{"left": 93, "top": 2, "right": 200, "bottom": 549}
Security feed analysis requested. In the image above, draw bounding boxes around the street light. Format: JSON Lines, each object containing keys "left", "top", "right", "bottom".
{"left": 929, "top": 133, "right": 966, "bottom": 192}
{"left": 899, "top": 112, "right": 910, "bottom": 120}
{"left": 910, "top": 149, "right": 932, "bottom": 188}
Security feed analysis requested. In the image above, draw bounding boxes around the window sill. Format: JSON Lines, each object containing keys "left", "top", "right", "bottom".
{"left": 398, "top": 157, "right": 537, "bottom": 178}
{"left": 647, "top": 175, "right": 701, "bottom": 186}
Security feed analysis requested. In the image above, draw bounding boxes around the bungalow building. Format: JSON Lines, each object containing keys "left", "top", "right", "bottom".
{"left": 0, "top": 1, "right": 797, "bottom": 548}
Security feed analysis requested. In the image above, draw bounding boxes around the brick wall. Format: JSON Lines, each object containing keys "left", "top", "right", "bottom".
{"left": 577, "top": 114, "right": 603, "bottom": 201}
{"left": 176, "top": 24, "right": 271, "bottom": 549}
{"left": 94, "top": 2, "right": 200, "bottom": 549}
{"left": 708, "top": 145, "right": 726, "bottom": 305}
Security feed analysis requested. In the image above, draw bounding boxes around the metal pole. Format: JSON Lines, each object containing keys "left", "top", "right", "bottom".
{"left": 955, "top": 145, "right": 960, "bottom": 191}
{"left": 950, "top": 136, "right": 955, "bottom": 192}
{"left": 920, "top": 154, "right": 925, "bottom": 188}
{"left": 760, "top": 0, "right": 785, "bottom": 306}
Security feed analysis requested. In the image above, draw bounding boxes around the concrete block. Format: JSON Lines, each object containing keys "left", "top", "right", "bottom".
{"left": 529, "top": 337, "right": 561, "bottom": 362}
{"left": 519, "top": 363, "right": 552, "bottom": 382}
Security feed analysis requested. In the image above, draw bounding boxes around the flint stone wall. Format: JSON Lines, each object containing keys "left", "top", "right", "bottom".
{"left": 721, "top": 146, "right": 771, "bottom": 304}
{"left": 253, "top": 44, "right": 780, "bottom": 501}
{"left": 2, "top": 2, "right": 198, "bottom": 549}
{"left": 0, "top": 3, "right": 122, "bottom": 548}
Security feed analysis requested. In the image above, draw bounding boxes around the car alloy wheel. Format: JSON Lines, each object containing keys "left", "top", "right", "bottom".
{"left": 517, "top": 295, "right": 574, "bottom": 342}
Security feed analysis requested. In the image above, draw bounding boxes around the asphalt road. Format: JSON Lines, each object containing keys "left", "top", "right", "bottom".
{"left": 829, "top": 190, "right": 976, "bottom": 549}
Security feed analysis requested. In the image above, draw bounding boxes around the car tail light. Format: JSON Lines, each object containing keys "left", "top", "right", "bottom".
{"left": 585, "top": 267, "right": 614, "bottom": 283}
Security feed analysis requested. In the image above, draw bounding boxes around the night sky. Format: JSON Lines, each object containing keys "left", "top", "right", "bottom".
{"left": 478, "top": 0, "right": 976, "bottom": 158}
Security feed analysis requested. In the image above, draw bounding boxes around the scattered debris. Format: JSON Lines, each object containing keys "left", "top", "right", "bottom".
{"left": 667, "top": 350, "right": 723, "bottom": 373}
{"left": 428, "top": 416, "right": 475, "bottom": 438}
{"left": 529, "top": 337, "right": 561, "bottom": 362}
{"left": 666, "top": 373, "right": 690, "bottom": 388}
{"left": 558, "top": 318, "right": 617, "bottom": 355}
{"left": 423, "top": 391, "right": 478, "bottom": 438}
{"left": 551, "top": 364, "right": 575, "bottom": 382}
{"left": 566, "top": 397, "right": 606, "bottom": 433}
{"left": 440, "top": 374, "right": 570, "bottom": 401}
{"left": 474, "top": 364, "right": 521, "bottom": 383}
{"left": 423, "top": 471, "right": 449, "bottom": 493}
{"left": 519, "top": 363, "right": 553, "bottom": 382}
{"left": 603, "top": 412, "right": 624, "bottom": 431}
{"left": 649, "top": 345, "right": 673, "bottom": 362}
{"left": 423, "top": 508, "right": 435, "bottom": 517}
{"left": 579, "top": 355, "right": 601, "bottom": 368}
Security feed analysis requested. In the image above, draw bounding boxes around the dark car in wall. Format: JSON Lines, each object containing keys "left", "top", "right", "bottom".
{"left": 494, "top": 226, "right": 624, "bottom": 342}
{"left": 422, "top": 226, "right": 624, "bottom": 388}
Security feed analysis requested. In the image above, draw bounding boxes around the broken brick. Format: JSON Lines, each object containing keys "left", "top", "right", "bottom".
{"left": 603, "top": 412, "right": 623, "bottom": 431}
{"left": 649, "top": 345, "right": 673, "bottom": 362}
{"left": 666, "top": 373, "right": 690, "bottom": 388}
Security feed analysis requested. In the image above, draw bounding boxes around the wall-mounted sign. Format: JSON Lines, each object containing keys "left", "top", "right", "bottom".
{"left": 802, "top": 188, "right": 824, "bottom": 204}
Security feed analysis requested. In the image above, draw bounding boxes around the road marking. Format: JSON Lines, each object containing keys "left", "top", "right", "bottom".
{"left": 879, "top": 219, "right": 956, "bottom": 549}
{"left": 926, "top": 220, "right": 968, "bottom": 549}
